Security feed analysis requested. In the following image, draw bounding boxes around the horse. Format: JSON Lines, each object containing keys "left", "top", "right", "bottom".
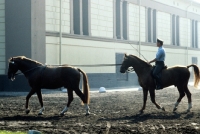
{"left": 120, "top": 54, "right": 200, "bottom": 113}
{"left": 7, "top": 56, "right": 90, "bottom": 115}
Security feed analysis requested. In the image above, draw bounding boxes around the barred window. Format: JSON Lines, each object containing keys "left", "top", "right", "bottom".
{"left": 191, "top": 20, "right": 198, "bottom": 48}
{"left": 115, "top": 0, "right": 128, "bottom": 40}
{"left": 73, "top": 0, "right": 89, "bottom": 35}
{"left": 147, "top": 8, "right": 156, "bottom": 43}
{"left": 172, "top": 14, "right": 179, "bottom": 46}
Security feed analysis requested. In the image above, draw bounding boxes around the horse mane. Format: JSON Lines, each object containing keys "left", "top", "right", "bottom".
{"left": 129, "top": 55, "right": 152, "bottom": 68}
{"left": 9, "top": 56, "right": 43, "bottom": 66}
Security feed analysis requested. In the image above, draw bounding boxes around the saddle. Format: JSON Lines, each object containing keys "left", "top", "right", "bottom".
{"left": 163, "top": 65, "right": 168, "bottom": 70}
{"left": 152, "top": 65, "right": 168, "bottom": 70}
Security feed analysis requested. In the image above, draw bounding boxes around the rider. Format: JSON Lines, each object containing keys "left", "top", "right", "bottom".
{"left": 148, "top": 38, "right": 166, "bottom": 90}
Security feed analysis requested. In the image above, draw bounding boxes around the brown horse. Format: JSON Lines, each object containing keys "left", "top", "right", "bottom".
{"left": 120, "top": 54, "right": 200, "bottom": 113}
{"left": 7, "top": 56, "right": 90, "bottom": 115}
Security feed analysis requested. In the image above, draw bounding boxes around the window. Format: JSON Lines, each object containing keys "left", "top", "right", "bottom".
{"left": 147, "top": 8, "right": 156, "bottom": 43}
{"left": 73, "top": 0, "right": 81, "bottom": 34}
{"left": 82, "top": 0, "right": 89, "bottom": 35}
{"left": 116, "top": 0, "right": 121, "bottom": 39}
{"left": 115, "top": 0, "right": 128, "bottom": 40}
{"left": 72, "top": 0, "right": 89, "bottom": 35}
{"left": 191, "top": 20, "right": 198, "bottom": 48}
{"left": 122, "top": 1, "right": 128, "bottom": 40}
{"left": 191, "top": 57, "right": 198, "bottom": 77}
{"left": 192, "top": 57, "right": 198, "bottom": 65}
{"left": 172, "top": 14, "right": 179, "bottom": 46}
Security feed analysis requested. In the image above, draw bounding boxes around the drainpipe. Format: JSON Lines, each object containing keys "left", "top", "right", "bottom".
{"left": 139, "top": 0, "right": 141, "bottom": 57}
{"left": 186, "top": 1, "right": 192, "bottom": 65}
{"left": 59, "top": 0, "right": 62, "bottom": 65}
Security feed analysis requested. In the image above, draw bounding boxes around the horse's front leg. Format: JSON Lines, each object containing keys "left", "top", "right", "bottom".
{"left": 25, "top": 89, "right": 36, "bottom": 114}
{"left": 140, "top": 88, "right": 148, "bottom": 113}
{"left": 36, "top": 89, "right": 45, "bottom": 115}
{"left": 149, "top": 88, "right": 165, "bottom": 111}
{"left": 60, "top": 89, "right": 73, "bottom": 115}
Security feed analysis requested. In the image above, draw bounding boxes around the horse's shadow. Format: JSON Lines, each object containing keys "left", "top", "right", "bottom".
{"left": 98, "top": 111, "right": 195, "bottom": 123}
{"left": 0, "top": 114, "right": 79, "bottom": 121}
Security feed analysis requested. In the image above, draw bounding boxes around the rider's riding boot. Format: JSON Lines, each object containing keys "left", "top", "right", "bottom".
{"left": 155, "top": 77, "right": 163, "bottom": 90}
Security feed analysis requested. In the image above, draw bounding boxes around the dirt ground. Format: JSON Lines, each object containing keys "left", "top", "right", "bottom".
{"left": 0, "top": 86, "right": 200, "bottom": 134}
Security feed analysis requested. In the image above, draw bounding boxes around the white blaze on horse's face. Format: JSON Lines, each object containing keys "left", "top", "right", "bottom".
{"left": 8, "top": 60, "right": 18, "bottom": 81}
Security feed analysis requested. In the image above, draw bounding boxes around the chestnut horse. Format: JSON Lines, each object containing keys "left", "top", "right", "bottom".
{"left": 120, "top": 54, "right": 200, "bottom": 113}
{"left": 7, "top": 56, "right": 90, "bottom": 115}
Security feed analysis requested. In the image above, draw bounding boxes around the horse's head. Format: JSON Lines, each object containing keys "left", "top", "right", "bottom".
{"left": 120, "top": 54, "right": 132, "bottom": 73}
{"left": 7, "top": 57, "right": 19, "bottom": 81}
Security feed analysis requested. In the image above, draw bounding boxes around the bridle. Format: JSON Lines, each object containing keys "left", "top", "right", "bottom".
{"left": 9, "top": 60, "right": 44, "bottom": 76}
{"left": 14, "top": 66, "right": 44, "bottom": 76}
{"left": 126, "top": 67, "right": 134, "bottom": 72}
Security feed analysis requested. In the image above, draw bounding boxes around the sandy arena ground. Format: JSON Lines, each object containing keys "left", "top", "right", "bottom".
{"left": 0, "top": 86, "right": 200, "bottom": 134}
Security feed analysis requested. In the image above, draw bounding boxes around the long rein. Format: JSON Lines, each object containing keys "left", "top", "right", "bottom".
{"left": 15, "top": 43, "right": 147, "bottom": 75}
{"left": 14, "top": 63, "right": 125, "bottom": 76}
{"left": 14, "top": 66, "right": 45, "bottom": 76}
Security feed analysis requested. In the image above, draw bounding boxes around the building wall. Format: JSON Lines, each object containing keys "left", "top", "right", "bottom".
{"left": 46, "top": 36, "right": 138, "bottom": 73}
{"left": 129, "top": 3, "right": 146, "bottom": 42}
{"left": 46, "top": 36, "right": 139, "bottom": 88}
{"left": 157, "top": 11, "right": 171, "bottom": 45}
{"left": 45, "top": 0, "right": 200, "bottom": 66}
{"left": 91, "top": 0, "right": 113, "bottom": 38}
{"left": 153, "top": 0, "right": 200, "bottom": 15}
{"left": 45, "top": 0, "right": 200, "bottom": 89}
{"left": 198, "top": 22, "right": 200, "bottom": 47}
{"left": 46, "top": 0, "right": 70, "bottom": 33}
{"left": 0, "top": 0, "right": 5, "bottom": 74}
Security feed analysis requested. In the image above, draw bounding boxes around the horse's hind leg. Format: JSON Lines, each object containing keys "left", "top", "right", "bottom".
{"left": 149, "top": 89, "right": 165, "bottom": 111}
{"left": 173, "top": 86, "right": 185, "bottom": 112}
{"left": 74, "top": 88, "right": 90, "bottom": 115}
{"left": 36, "top": 89, "right": 45, "bottom": 115}
{"left": 25, "top": 88, "right": 36, "bottom": 114}
{"left": 184, "top": 86, "right": 192, "bottom": 112}
{"left": 60, "top": 89, "right": 73, "bottom": 115}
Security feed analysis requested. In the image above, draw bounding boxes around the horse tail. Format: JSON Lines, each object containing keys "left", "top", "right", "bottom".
{"left": 187, "top": 64, "right": 200, "bottom": 88}
{"left": 77, "top": 68, "right": 90, "bottom": 104}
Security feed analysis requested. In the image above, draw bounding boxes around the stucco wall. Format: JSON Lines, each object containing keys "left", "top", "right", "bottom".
{"left": 46, "top": 0, "right": 70, "bottom": 33}
{"left": 91, "top": 0, "right": 113, "bottom": 38}
{"left": 46, "top": 36, "right": 138, "bottom": 73}
{"left": 129, "top": 3, "right": 145, "bottom": 42}
{"left": 157, "top": 11, "right": 171, "bottom": 45}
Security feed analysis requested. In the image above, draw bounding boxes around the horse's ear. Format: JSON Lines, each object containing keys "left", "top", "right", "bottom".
{"left": 125, "top": 53, "right": 128, "bottom": 58}
{"left": 11, "top": 57, "right": 14, "bottom": 64}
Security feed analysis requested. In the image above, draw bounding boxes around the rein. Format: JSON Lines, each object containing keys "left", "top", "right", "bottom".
{"left": 15, "top": 66, "right": 44, "bottom": 76}
{"left": 14, "top": 64, "right": 122, "bottom": 76}
{"left": 127, "top": 67, "right": 134, "bottom": 72}
{"left": 47, "top": 63, "right": 122, "bottom": 67}
{"left": 129, "top": 42, "right": 148, "bottom": 62}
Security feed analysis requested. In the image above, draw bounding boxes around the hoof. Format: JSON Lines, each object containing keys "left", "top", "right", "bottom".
{"left": 161, "top": 107, "right": 165, "bottom": 111}
{"left": 173, "top": 107, "right": 177, "bottom": 112}
{"left": 25, "top": 109, "right": 30, "bottom": 114}
{"left": 139, "top": 110, "right": 144, "bottom": 114}
{"left": 38, "top": 112, "right": 43, "bottom": 115}
{"left": 60, "top": 112, "right": 64, "bottom": 116}
{"left": 85, "top": 112, "right": 90, "bottom": 116}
